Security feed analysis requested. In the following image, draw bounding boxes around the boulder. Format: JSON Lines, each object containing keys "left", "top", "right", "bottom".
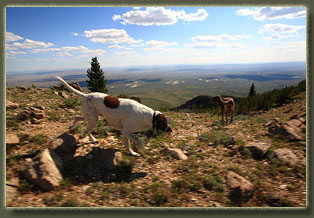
{"left": 226, "top": 171, "right": 254, "bottom": 203}
{"left": 21, "top": 148, "right": 63, "bottom": 191}
{"left": 6, "top": 134, "right": 19, "bottom": 146}
{"left": 161, "top": 147, "right": 188, "bottom": 160}
{"left": 246, "top": 141, "right": 271, "bottom": 159}
{"left": 267, "top": 118, "right": 303, "bottom": 141}
{"left": 272, "top": 148, "right": 299, "bottom": 166}
{"left": 6, "top": 100, "right": 19, "bottom": 109}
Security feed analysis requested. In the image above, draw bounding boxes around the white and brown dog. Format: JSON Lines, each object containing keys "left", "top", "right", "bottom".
{"left": 56, "top": 76, "right": 172, "bottom": 156}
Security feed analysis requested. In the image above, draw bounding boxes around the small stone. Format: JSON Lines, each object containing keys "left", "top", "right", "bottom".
{"left": 58, "top": 91, "right": 69, "bottom": 99}
{"left": 6, "top": 100, "right": 19, "bottom": 109}
{"left": 279, "top": 184, "right": 287, "bottom": 190}
{"left": 6, "top": 134, "right": 19, "bottom": 146}
{"left": 31, "top": 118, "right": 41, "bottom": 124}
{"left": 161, "top": 147, "right": 188, "bottom": 160}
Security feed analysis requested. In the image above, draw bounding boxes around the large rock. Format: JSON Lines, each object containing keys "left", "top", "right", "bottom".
{"left": 226, "top": 171, "right": 254, "bottom": 203}
{"left": 267, "top": 118, "right": 303, "bottom": 141}
{"left": 161, "top": 147, "right": 188, "bottom": 160}
{"left": 6, "top": 134, "right": 20, "bottom": 146}
{"left": 272, "top": 148, "right": 299, "bottom": 166}
{"left": 21, "top": 148, "right": 63, "bottom": 191}
{"left": 245, "top": 141, "right": 271, "bottom": 159}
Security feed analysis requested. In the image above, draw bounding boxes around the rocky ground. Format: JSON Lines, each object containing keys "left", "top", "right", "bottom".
{"left": 5, "top": 86, "right": 307, "bottom": 208}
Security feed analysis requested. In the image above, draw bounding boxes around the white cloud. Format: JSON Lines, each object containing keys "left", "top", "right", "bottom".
{"left": 7, "top": 51, "right": 27, "bottom": 55}
{"left": 176, "top": 9, "right": 208, "bottom": 21}
{"left": 112, "top": 14, "right": 121, "bottom": 21}
{"left": 192, "top": 34, "right": 251, "bottom": 42}
{"left": 259, "top": 23, "right": 305, "bottom": 34}
{"left": 6, "top": 50, "right": 27, "bottom": 59}
{"left": 236, "top": 7, "right": 306, "bottom": 21}
{"left": 185, "top": 33, "right": 250, "bottom": 48}
{"left": 31, "top": 45, "right": 106, "bottom": 57}
{"left": 185, "top": 42, "right": 245, "bottom": 48}
{"left": 262, "top": 33, "right": 298, "bottom": 40}
{"left": 6, "top": 32, "right": 24, "bottom": 42}
{"left": 146, "top": 40, "right": 178, "bottom": 47}
{"left": 108, "top": 44, "right": 124, "bottom": 49}
{"left": 273, "top": 41, "right": 306, "bottom": 49}
{"left": 7, "top": 39, "right": 54, "bottom": 50}
{"left": 84, "top": 29, "right": 142, "bottom": 44}
{"left": 114, "top": 7, "right": 208, "bottom": 26}
{"left": 113, "top": 51, "right": 136, "bottom": 56}
{"left": 144, "top": 40, "right": 178, "bottom": 52}
{"left": 71, "top": 32, "right": 79, "bottom": 36}
{"left": 120, "top": 7, "right": 178, "bottom": 26}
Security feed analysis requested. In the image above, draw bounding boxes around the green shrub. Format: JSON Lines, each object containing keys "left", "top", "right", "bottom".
{"left": 203, "top": 173, "right": 224, "bottom": 192}
{"left": 62, "top": 98, "right": 80, "bottom": 109}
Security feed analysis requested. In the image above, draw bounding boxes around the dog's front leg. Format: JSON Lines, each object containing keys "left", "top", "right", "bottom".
{"left": 69, "top": 116, "right": 85, "bottom": 129}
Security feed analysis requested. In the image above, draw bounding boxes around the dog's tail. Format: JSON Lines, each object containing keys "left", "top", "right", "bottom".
{"left": 55, "top": 76, "right": 86, "bottom": 98}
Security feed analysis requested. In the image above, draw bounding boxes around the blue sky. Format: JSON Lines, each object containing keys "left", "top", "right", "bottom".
{"left": 6, "top": 6, "right": 306, "bottom": 73}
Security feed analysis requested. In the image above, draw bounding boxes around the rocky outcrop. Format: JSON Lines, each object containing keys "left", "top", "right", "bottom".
{"left": 17, "top": 106, "right": 46, "bottom": 123}
{"left": 54, "top": 82, "right": 84, "bottom": 92}
{"left": 266, "top": 115, "right": 305, "bottom": 141}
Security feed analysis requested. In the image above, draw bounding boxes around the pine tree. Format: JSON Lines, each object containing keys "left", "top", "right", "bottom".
{"left": 86, "top": 57, "right": 108, "bottom": 93}
{"left": 248, "top": 83, "right": 256, "bottom": 97}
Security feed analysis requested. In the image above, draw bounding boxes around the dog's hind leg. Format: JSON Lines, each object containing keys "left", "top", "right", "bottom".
{"left": 84, "top": 114, "right": 99, "bottom": 143}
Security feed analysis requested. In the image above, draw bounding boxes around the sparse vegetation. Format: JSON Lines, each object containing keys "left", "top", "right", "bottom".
{"left": 5, "top": 80, "right": 306, "bottom": 207}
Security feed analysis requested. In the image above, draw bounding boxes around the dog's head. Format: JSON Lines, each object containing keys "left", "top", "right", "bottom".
{"left": 153, "top": 112, "right": 173, "bottom": 133}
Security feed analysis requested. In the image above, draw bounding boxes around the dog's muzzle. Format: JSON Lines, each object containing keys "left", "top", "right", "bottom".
{"left": 166, "top": 126, "right": 173, "bottom": 133}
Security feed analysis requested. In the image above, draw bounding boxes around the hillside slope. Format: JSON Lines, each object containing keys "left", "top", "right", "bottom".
{"left": 6, "top": 86, "right": 306, "bottom": 207}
